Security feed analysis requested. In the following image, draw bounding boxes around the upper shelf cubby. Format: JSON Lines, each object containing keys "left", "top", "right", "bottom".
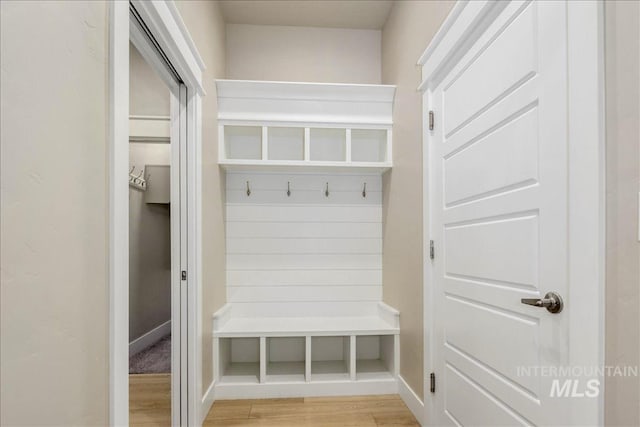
{"left": 216, "top": 80, "right": 395, "bottom": 173}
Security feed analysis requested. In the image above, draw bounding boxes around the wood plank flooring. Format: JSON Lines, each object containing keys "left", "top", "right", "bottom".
{"left": 129, "top": 374, "right": 419, "bottom": 427}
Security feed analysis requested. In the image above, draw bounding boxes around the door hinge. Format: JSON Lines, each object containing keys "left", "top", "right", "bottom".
{"left": 181, "top": 270, "right": 187, "bottom": 281}
{"left": 428, "top": 110, "right": 435, "bottom": 131}
{"left": 430, "top": 240, "right": 435, "bottom": 260}
{"left": 430, "top": 372, "right": 436, "bottom": 393}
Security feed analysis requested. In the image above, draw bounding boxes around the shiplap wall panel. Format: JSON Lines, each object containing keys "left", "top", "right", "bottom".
{"left": 228, "top": 286, "right": 382, "bottom": 303}
{"left": 227, "top": 238, "right": 382, "bottom": 254}
{"left": 227, "top": 205, "right": 381, "bottom": 223}
{"left": 227, "top": 270, "right": 382, "bottom": 287}
{"left": 226, "top": 172, "right": 383, "bottom": 305}
{"left": 226, "top": 190, "right": 382, "bottom": 205}
{"left": 227, "top": 254, "right": 382, "bottom": 270}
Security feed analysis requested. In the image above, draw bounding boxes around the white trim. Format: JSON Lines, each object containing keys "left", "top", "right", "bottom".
{"left": 566, "top": 1, "right": 606, "bottom": 424}
{"left": 416, "top": 0, "right": 509, "bottom": 92}
{"left": 214, "top": 378, "right": 398, "bottom": 400}
{"left": 398, "top": 376, "right": 424, "bottom": 426}
{"left": 200, "top": 380, "right": 216, "bottom": 425}
{"left": 129, "top": 116, "right": 171, "bottom": 143}
{"left": 108, "top": 2, "right": 129, "bottom": 425}
{"left": 131, "top": 0, "right": 205, "bottom": 95}
{"left": 216, "top": 79, "right": 396, "bottom": 126}
{"left": 109, "top": 1, "right": 205, "bottom": 425}
{"left": 129, "top": 320, "right": 172, "bottom": 356}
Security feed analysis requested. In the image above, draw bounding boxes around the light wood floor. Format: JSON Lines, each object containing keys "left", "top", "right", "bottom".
{"left": 130, "top": 374, "right": 419, "bottom": 427}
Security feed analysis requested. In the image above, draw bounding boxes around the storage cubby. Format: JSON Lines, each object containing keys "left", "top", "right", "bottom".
{"left": 268, "top": 127, "right": 304, "bottom": 161}
{"left": 309, "top": 128, "right": 346, "bottom": 162}
{"left": 224, "top": 126, "right": 262, "bottom": 160}
{"left": 351, "top": 129, "right": 388, "bottom": 163}
{"left": 218, "top": 337, "right": 260, "bottom": 384}
{"left": 356, "top": 335, "right": 395, "bottom": 380}
{"left": 266, "top": 337, "right": 306, "bottom": 382}
{"left": 311, "top": 336, "right": 351, "bottom": 381}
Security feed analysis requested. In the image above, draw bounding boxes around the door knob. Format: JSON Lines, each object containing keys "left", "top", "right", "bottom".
{"left": 521, "top": 291, "right": 563, "bottom": 313}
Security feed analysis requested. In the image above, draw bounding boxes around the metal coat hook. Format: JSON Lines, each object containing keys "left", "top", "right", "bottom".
{"left": 325, "top": 182, "right": 329, "bottom": 197}
{"left": 362, "top": 182, "right": 367, "bottom": 198}
{"left": 287, "top": 181, "right": 291, "bottom": 197}
{"left": 246, "top": 181, "right": 251, "bottom": 197}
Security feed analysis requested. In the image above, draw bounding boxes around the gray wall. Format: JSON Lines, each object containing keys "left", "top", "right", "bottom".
{"left": 128, "top": 143, "right": 171, "bottom": 342}
{"left": 605, "top": 1, "right": 640, "bottom": 425}
{"left": 128, "top": 43, "right": 172, "bottom": 343}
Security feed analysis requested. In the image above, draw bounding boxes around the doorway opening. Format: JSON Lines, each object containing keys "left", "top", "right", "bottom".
{"left": 127, "top": 38, "right": 173, "bottom": 425}
{"left": 108, "top": 1, "right": 205, "bottom": 424}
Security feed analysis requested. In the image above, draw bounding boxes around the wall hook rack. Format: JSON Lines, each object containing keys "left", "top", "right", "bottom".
{"left": 325, "top": 182, "right": 329, "bottom": 197}
{"left": 246, "top": 181, "right": 251, "bottom": 197}
{"left": 287, "top": 181, "right": 291, "bottom": 197}
{"left": 129, "top": 166, "right": 147, "bottom": 191}
{"left": 362, "top": 182, "right": 367, "bottom": 198}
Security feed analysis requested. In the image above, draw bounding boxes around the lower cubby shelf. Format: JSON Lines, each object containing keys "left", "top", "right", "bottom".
{"left": 311, "top": 336, "right": 351, "bottom": 382}
{"left": 216, "top": 333, "right": 397, "bottom": 387}
{"left": 266, "top": 337, "right": 306, "bottom": 383}
{"left": 356, "top": 335, "right": 395, "bottom": 381}
{"left": 219, "top": 337, "right": 261, "bottom": 384}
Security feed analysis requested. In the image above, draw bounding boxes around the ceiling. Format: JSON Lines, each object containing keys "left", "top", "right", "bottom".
{"left": 219, "top": 1, "right": 394, "bottom": 30}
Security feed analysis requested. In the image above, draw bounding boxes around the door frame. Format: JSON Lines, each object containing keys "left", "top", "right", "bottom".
{"left": 108, "top": 1, "right": 205, "bottom": 425}
{"left": 418, "top": 1, "right": 605, "bottom": 425}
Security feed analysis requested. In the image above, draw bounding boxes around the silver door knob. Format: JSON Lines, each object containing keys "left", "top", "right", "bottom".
{"left": 521, "top": 291, "right": 563, "bottom": 313}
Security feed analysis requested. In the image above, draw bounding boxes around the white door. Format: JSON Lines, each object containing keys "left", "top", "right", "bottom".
{"left": 426, "top": 1, "right": 602, "bottom": 425}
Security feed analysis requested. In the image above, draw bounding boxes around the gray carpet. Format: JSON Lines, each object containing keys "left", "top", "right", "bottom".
{"left": 129, "top": 335, "right": 171, "bottom": 374}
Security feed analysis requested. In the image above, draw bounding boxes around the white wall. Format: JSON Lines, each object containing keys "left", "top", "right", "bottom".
{"left": 225, "top": 172, "right": 382, "bottom": 310}
{"left": 0, "top": 1, "right": 109, "bottom": 424}
{"left": 226, "top": 24, "right": 381, "bottom": 84}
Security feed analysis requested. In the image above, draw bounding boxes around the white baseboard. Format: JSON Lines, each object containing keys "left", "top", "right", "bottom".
{"left": 129, "top": 320, "right": 171, "bottom": 356}
{"left": 398, "top": 375, "right": 424, "bottom": 426}
{"left": 200, "top": 380, "right": 216, "bottom": 424}
{"left": 214, "top": 378, "right": 398, "bottom": 400}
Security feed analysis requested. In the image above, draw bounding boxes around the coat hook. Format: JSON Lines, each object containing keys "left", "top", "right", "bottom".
{"left": 129, "top": 166, "right": 135, "bottom": 175}
{"left": 362, "top": 182, "right": 367, "bottom": 198}
{"left": 135, "top": 169, "right": 144, "bottom": 184}
{"left": 325, "top": 182, "right": 329, "bottom": 197}
{"left": 246, "top": 181, "right": 251, "bottom": 197}
{"left": 287, "top": 181, "right": 291, "bottom": 197}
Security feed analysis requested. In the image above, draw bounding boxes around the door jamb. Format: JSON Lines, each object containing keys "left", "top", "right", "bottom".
{"left": 108, "top": 1, "right": 206, "bottom": 425}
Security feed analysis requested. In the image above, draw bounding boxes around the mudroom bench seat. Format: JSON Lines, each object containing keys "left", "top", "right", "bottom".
{"left": 211, "top": 302, "right": 400, "bottom": 399}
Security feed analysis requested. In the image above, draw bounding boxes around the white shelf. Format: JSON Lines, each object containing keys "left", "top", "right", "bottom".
{"left": 266, "top": 362, "right": 306, "bottom": 383}
{"left": 219, "top": 159, "right": 391, "bottom": 174}
{"left": 216, "top": 80, "right": 395, "bottom": 173}
{"left": 214, "top": 316, "right": 398, "bottom": 338}
{"left": 221, "top": 362, "right": 260, "bottom": 384}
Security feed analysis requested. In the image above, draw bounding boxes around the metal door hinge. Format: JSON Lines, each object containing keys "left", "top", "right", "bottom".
{"left": 428, "top": 110, "right": 434, "bottom": 131}
{"left": 430, "top": 240, "right": 435, "bottom": 260}
{"left": 181, "top": 270, "right": 187, "bottom": 281}
{"left": 430, "top": 372, "right": 436, "bottom": 393}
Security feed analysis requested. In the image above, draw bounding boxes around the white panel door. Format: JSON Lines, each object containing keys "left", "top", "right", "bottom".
{"left": 427, "top": 1, "right": 598, "bottom": 425}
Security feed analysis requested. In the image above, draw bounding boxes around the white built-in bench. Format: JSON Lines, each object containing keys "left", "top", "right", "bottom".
{"left": 212, "top": 302, "right": 399, "bottom": 399}
{"left": 212, "top": 79, "right": 399, "bottom": 399}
